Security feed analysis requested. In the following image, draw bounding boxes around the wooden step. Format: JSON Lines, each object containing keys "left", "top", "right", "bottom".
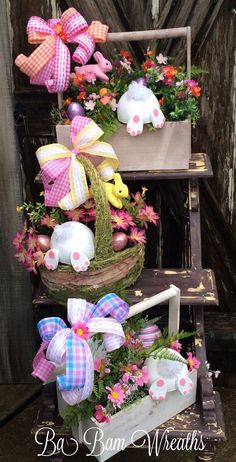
{"left": 33, "top": 268, "right": 218, "bottom": 307}
{"left": 127, "top": 268, "right": 218, "bottom": 305}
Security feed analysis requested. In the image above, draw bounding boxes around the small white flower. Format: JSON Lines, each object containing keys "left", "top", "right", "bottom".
{"left": 120, "top": 58, "right": 132, "bottom": 73}
{"left": 156, "top": 53, "right": 168, "bottom": 64}
{"left": 109, "top": 98, "right": 118, "bottom": 111}
{"left": 156, "top": 73, "right": 164, "bottom": 82}
{"left": 84, "top": 100, "right": 96, "bottom": 111}
{"left": 213, "top": 370, "right": 221, "bottom": 378}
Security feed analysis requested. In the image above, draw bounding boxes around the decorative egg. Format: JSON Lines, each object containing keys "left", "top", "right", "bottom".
{"left": 37, "top": 235, "right": 51, "bottom": 252}
{"left": 135, "top": 77, "right": 148, "bottom": 86}
{"left": 112, "top": 232, "right": 128, "bottom": 252}
{"left": 67, "top": 102, "right": 85, "bottom": 120}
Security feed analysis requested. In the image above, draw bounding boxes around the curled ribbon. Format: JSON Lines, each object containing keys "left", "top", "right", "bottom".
{"left": 32, "top": 294, "right": 129, "bottom": 405}
{"left": 36, "top": 116, "right": 118, "bottom": 210}
{"left": 15, "top": 8, "right": 109, "bottom": 93}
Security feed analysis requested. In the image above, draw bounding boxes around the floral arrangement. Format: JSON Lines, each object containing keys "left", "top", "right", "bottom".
{"left": 12, "top": 188, "right": 159, "bottom": 274}
{"left": 61, "top": 314, "right": 200, "bottom": 428}
{"left": 52, "top": 49, "right": 206, "bottom": 138}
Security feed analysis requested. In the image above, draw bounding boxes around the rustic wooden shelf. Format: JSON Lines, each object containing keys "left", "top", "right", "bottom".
{"left": 120, "top": 153, "right": 213, "bottom": 180}
{"left": 34, "top": 153, "right": 213, "bottom": 184}
{"left": 33, "top": 268, "right": 218, "bottom": 307}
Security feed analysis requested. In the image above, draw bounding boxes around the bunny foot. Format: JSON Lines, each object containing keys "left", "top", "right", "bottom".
{"left": 148, "top": 377, "right": 167, "bottom": 401}
{"left": 44, "top": 249, "right": 59, "bottom": 270}
{"left": 127, "top": 114, "right": 144, "bottom": 136}
{"left": 151, "top": 107, "right": 165, "bottom": 129}
{"left": 70, "top": 251, "right": 90, "bottom": 272}
{"left": 176, "top": 375, "right": 193, "bottom": 396}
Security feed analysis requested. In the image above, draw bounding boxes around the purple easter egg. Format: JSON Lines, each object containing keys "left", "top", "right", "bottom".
{"left": 135, "top": 77, "right": 148, "bottom": 86}
{"left": 67, "top": 102, "right": 85, "bottom": 120}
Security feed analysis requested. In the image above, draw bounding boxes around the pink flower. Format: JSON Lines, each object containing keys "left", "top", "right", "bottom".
{"left": 40, "top": 215, "right": 58, "bottom": 228}
{"left": 185, "top": 79, "right": 198, "bottom": 89}
{"left": 94, "top": 405, "right": 110, "bottom": 423}
{"left": 12, "top": 230, "right": 25, "bottom": 250}
{"left": 120, "top": 363, "right": 138, "bottom": 373}
{"left": 72, "top": 321, "right": 90, "bottom": 340}
{"left": 65, "top": 208, "right": 86, "bottom": 222}
{"left": 186, "top": 352, "right": 201, "bottom": 372}
{"left": 83, "top": 208, "right": 96, "bottom": 223}
{"left": 89, "top": 92, "right": 100, "bottom": 100}
{"left": 110, "top": 209, "right": 134, "bottom": 230}
{"left": 109, "top": 97, "right": 118, "bottom": 111}
{"left": 129, "top": 227, "right": 146, "bottom": 245}
{"left": 84, "top": 72, "right": 96, "bottom": 83}
{"left": 169, "top": 340, "right": 182, "bottom": 352}
{"left": 134, "top": 366, "right": 149, "bottom": 386}
{"left": 26, "top": 234, "right": 38, "bottom": 252}
{"left": 100, "top": 94, "right": 112, "bottom": 105}
{"left": 124, "top": 329, "right": 135, "bottom": 347}
{"left": 14, "top": 247, "right": 27, "bottom": 263}
{"left": 94, "top": 358, "right": 111, "bottom": 378}
{"left": 106, "top": 383, "right": 126, "bottom": 406}
{"left": 33, "top": 250, "right": 45, "bottom": 267}
{"left": 138, "top": 205, "right": 160, "bottom": 225}
{"left": 24, "top": 253, "right": 37, "bottom": 274}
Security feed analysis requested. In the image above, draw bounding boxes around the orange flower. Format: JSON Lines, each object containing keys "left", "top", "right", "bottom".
{"left": 64, "top": 97, "right": 72, "bottom": 106}
{"left": 74, "top": 74, "right": 85, "bottom": 85}
{"left": 190, "top": 86, "right": 201, "bottom": 97}
{"left": 100, "top": 94, "right": 112, "bottom": 105}
{"left": 99, "top": 88, "right": 109, "bottom": 97}
{"left": 159, "top": 97, "right": 165, "bottom": 106}
{"left": 145, "top": 50, "right": 155, "bottom": 57}
{"left": 162, "top": 65, "right": 177, "bottom": 78}
{"left": 119, "top": 50, "right": 132, "bottom": 59}
{"left": 77, "top": 91, "right": 86, "bottom": 101}
{"left": 142, "top": 59, "right": 155, "bottom": 71}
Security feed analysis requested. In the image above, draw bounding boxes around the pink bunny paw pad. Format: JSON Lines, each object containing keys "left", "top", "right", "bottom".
{"left": 148, "top": 377, "right": 167, "bottom": 401}
{"left": 70, "top": 251, "right": 90, "bottom": 272}
{"left": 151, "top": 107, "right": 165, "bottom": 129}
{"left": 176, "top": 376, "right": 193, "bottom": 396}
{"left": 127, "top": 114, "right": 144, "bottom": 136}
{"left": 44, "top": 249, "right": 59, "bottom": 270}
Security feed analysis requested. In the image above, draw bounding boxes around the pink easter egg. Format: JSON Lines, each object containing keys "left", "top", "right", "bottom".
{"left": 37, "top": 235, "right": 51, "bottom": 252}
{"left": 112, "top": 232, "right": 128, "bottom": 252}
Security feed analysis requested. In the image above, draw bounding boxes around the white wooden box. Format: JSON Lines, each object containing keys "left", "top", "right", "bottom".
{"left": 56, "top": 286, "right": 198, "bottom": 462}
{"left": 56, "top": 119, "right": 191, "bottom": 171}
{"left": 57, "top": 369, "right": 197, "bottom": 462}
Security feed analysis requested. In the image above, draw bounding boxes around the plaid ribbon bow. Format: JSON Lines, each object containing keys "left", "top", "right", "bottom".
{"left": 36, "top": 116, "right": 118, "bottom": 210}
{"left": 15, "top": 8, "right": 109, "bottom": 93}
{"left": 32, "top": 294, "right": 129, "bottom": 405}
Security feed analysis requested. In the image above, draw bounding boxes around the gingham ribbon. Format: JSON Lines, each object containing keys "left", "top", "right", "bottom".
{"left": 15, "top": 8, "right": 108, "bottom": 93}
{"left": 32, "top": 294, "right": 129, "bottom": 405}
{"left": 36, "top": 116, "right": 118, "bottom": 210}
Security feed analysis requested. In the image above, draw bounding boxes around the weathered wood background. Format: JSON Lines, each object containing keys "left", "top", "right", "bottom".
{"left": 9, "top": 0, "right": 236, "bottom": 313}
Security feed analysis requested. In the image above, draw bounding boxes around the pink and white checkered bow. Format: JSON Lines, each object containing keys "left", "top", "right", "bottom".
{"left": 15, "top": 8, "right": 109, "bottom": 93}
{"left": 32, "top": 294, "right": 129, "bottom": 405}
{"left": 36, "top": 116, "right": 118, "bottom": 210}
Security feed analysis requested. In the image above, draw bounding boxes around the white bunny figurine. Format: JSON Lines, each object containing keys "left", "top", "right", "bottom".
{"left": 44, "top": 222, "right": 95, "bottom": 272}
{"left": 74, "top": 51, "right": 112, "bottom": 81}
{"left": 145, "top": 348, "right": 193, "bottom": 401}
{"left": 117, "top": 80, "right": 165, "bottom": 136}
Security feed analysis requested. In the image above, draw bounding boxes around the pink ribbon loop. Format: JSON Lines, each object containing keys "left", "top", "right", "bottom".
{"left": 15, "top": 8, "right": 108, "bottom": 93}
{"left": 32, "top": 294, "right": 129, "bottom": 405}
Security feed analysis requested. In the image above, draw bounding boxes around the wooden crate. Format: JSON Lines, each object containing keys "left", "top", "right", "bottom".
{"left": 57, "top": 370, "right": 197, "bottom": 462}
{"left": 56, "top": 119, "right": 191, "bottom": 171}
{"left": 57, "top": 286, "right": 198, "bottom": 462}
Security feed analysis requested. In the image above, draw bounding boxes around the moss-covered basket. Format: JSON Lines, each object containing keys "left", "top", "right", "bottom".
{"left": 40, "top": 156, "right": 145, "bottom": 305}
